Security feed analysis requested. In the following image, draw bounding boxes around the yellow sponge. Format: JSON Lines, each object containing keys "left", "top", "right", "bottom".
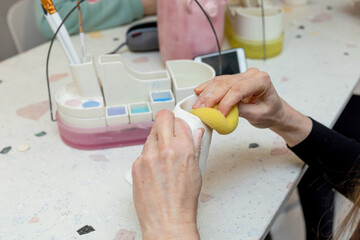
{"left": 190, "top": 104, "right": 239, "bottom": 135}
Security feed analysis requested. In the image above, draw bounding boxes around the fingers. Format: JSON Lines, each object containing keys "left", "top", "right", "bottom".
{"left": 155, "top": 110, "right": 175, "bottom": 146}
{"left": 174, "top": 119, "right": 203, "bottom": 163}
{"left": 142, "top": 122, "right": 158, "bottom": 155}
{"left": 193, "top": 128, "right": 205, "bottom": 162}
{"left": 217, "top": 71, "right": 271, "bottom": 115}
{"left": 194, "top": 80, "right": 211, "bottom": 95}
{"left": 193, "top": 75, "right": 232, "bottom": 109}
{"left": 192, "top": 68, "right": 260, "bottom": 110}
{"left": 174, "top": 118, "right": 193, "bottom": 141}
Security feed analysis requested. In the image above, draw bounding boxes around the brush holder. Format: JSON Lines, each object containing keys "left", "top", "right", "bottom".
{"left": 69, "top": 56, "right": 103, "bottom": 98}
{"left": 56, "top": 56, "right": 211, "bottom": 150}
{"left": 55, "top": 55, "right": 170, "bottom": 149}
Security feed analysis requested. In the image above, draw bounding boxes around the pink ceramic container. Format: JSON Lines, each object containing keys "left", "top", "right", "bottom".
{"left": 157, "top": 0, "right": 227, "bottom": 61}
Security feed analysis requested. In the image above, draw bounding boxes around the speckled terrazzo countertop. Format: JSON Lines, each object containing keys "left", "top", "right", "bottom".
{"left": 1, "top": 0, "right": 360, "bottom": 239}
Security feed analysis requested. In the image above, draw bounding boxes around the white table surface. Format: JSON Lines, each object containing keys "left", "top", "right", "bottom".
{"left": 1, "top": 0, "right": 360, "bottom": 239}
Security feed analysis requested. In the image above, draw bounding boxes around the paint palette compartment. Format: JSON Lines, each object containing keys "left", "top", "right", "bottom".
{"left": 54, "top": 55, "right": 216, "bottom": 150}
{"left": 128, "top": 102, "right": 153, "bottom": 123}
{"left": 56, "top": 112, "right": 153, "bottom": 150}
{"left": 106, "top": 105, "right": 129, "bottom": 126}
{"left": 149, "top": 90, "right": 175, "bottom": 119}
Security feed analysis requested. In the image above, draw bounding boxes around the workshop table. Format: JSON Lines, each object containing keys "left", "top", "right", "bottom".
{"left": 1, "top": 0, "right": 359, "bottom": 239}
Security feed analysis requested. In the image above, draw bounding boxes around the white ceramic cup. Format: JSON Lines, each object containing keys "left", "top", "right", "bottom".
{"left": 125, "top": 94, "right": 213, "bottom": 185}
{"left": 228, "top": 6, "right": 284, "bottom": 41}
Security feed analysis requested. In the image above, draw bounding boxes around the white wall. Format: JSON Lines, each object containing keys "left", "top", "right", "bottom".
{"left": 0, "top": 0, "right": 18, "bottom": 61}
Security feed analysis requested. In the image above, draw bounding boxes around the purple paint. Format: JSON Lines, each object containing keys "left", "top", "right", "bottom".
{"left": 108, "top": 106, "right": 126, "bottom": 116}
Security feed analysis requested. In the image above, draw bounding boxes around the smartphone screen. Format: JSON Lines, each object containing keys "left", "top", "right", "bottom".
{"left": 201, "top": 51, "right": 240, "bottom": 76}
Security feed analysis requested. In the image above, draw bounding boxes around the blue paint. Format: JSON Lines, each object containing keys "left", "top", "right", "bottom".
{"left": 107, "top": 106, "right": 126, "bottom": 116}
{"left": 152, "top": 91, "right": 172, "bottom": 102}
{"left": 82, "top": 101, "right": 100, "bottom": 108}
{"left": 131, "top": 107, "right": 149, "bottom": 114}
{"left": 153, "top": 98, "right": 172, "bottom": 102}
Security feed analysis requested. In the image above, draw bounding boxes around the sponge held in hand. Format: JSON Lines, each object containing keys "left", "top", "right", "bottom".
{"left": 190, "top": 104, "right": 239, "bottom": 135}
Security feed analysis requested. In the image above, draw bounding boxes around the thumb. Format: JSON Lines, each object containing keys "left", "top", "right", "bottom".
{"left": 193, "top": 128, "right": 205, "bottom": 162}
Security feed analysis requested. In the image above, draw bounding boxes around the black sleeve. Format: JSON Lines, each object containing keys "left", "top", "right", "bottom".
{"left": 288, "top": 118, "right": 360, "bottom": 200}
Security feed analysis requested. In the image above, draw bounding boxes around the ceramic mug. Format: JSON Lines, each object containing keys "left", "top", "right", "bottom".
{"left": 125, "top": 94, "right": 213, "bottom": 185}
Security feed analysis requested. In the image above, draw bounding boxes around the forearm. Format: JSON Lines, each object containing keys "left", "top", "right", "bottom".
{"left": 271, "top": 99, "right": 360, "bottom": 198}
{"left": 288, "top": 118, "right": 360, "bottom": 199}
{"left": 142, "top": 224, "right": 200, "bottom": 240}
{"left": 270, "top": 99, "right": 312, "bottom": 147}
{"left": 140, "top": 210, "right": 200, "bottom": 240}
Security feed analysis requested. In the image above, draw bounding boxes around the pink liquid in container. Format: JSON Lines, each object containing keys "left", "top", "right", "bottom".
{"left": 56, "top": 112, "right": 153, "bottom": 150}
{"left": 157, "top": 0, "right": 227, "bottom": 61}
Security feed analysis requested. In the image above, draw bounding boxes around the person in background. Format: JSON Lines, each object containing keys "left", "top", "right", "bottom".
{"left": 132, "top": 68, "right": 360, "bottom": 240}
{"left": 35, "top": 0, "right": 157, "bottom": 40}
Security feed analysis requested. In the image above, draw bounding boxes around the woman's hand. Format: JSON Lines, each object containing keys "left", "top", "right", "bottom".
{"left": 132, "top": 110, "right": 203, "bottom": 240}
{"left": 193, "top": 68, "right": 285, "bottom": 129}
{"left": 193, "top": 68, "right": 312, "bottom": 147}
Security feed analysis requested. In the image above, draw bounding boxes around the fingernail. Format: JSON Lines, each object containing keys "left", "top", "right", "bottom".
{"left": 197, "top": 127, "right": 205, "bottom": 137}
{"left": 200, "top": 103, "right": 206, "bottom": 108}
{"left": 193, "top": 100, "right": 201, "bottom": 108}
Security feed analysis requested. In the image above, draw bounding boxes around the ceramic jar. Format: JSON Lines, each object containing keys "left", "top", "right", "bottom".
{"left": 157, "top": 0, "right": 227, "bottom": 61}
